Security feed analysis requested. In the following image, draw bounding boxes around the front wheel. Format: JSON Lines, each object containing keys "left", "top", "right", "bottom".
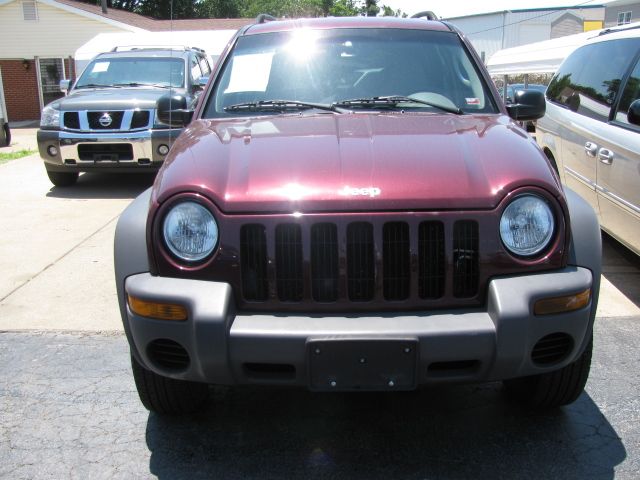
{"left": 131, "top": 355, "right": 210, "bottom": 415}
{"left": 46, "top": 169, "right": 78, "bottom": 187}
{"left": 503, "top": 335, "right": 592, "bottom": 409}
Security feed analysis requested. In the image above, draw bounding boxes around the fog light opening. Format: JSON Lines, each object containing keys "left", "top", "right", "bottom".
{"left": 128, "top": 294, "right": 187, "bottom": 321}
{"left": 534, "top": 288, "right": 591, "bottom": 315}
{"left": 47, "top": 145, "right": 58, "bottom": 157}
{"left": 157, "top": 144, "right": 170, "bottom": 156}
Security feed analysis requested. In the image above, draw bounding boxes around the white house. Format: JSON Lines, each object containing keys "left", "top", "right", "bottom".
{"left": 0, "top": 0, "right": 250, "bottom": 122}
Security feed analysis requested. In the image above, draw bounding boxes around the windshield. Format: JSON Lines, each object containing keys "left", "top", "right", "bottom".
{"left": 204, "top": 28, "right": 497, "bottom": 117}
{"left": 75, "top": 57, "right": 186, "bottom": 89}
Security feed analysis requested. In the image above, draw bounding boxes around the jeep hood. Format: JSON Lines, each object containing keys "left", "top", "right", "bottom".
{"left": 153, "top": 114, "right": 561, "bottom": 213}
{"left": 54, "top": 87, "right": 182, "bottom": 111}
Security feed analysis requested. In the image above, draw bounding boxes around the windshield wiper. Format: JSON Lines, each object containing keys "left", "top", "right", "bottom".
{"left": 75, "top": 83, "right": 122, "bottom": 89}
{"left": 333, "top": 95, "right": 464, "bottom": 115}
{"left": 113, "top": 82, "right": 171, "bottom": 89}
{"left": 224, "top": 100, "right": 348, "bottom": 114}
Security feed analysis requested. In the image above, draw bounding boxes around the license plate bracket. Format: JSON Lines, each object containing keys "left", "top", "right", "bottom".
{"left": 307, "top": 338, "right": 418, "bottom": 391}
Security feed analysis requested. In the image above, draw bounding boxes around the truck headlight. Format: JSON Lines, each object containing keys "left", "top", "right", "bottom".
{"left": 40, "top": 104, "right": 61, "bottom": 128}
{"left": 500, "top": 194, "right": 554, "bottom": 256}
{"left": 162, "top": 201, "right": 218, "bottom": 262}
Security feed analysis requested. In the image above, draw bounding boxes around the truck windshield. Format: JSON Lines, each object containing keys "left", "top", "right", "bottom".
{"left": 205, "top": 28, "right": 497, "bottom": 117}
{"left": 75, "top": 57, "right": 185, "bottom": 89}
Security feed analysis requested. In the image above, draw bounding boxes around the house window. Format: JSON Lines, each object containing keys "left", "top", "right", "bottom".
{"left": 618, "top": 11, "right": 632, "bottom": 25}
{"left": 22, "top": 0, "right": 38, "bottom": 21}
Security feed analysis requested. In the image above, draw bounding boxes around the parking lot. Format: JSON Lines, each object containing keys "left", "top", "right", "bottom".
{"left": 1, "top": 133, "right": 640, "bottom": 478}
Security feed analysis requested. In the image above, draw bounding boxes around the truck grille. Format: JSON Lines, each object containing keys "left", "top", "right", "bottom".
{"left": 239, "top": 219, "right": 480, "bottom": 308}
{"left": 61, "top": 109, "right": 153, "bottom": 131}
{"left": 88, "top": 111, "right": 125, "bottom": 130}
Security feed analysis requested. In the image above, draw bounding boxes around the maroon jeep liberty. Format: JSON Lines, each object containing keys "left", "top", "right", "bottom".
{"left": 115, "top": 15, "right": 601, "bottom": 414}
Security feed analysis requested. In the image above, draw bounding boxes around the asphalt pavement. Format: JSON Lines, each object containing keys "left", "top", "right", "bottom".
{"left": 1, "top": 133, "right": 639, "bottom": 479}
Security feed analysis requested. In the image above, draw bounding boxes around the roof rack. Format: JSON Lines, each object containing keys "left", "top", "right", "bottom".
{"left": 598, "top": 23, "right": 640, "bottom": 36}
{"left": 411, "top": 11, "right": 438, "bottom": 20}
{"left": 111, "top": 45, "right": 205, "bottom": 53}
{"left": 255, "top": 14, "right": 277, "bottom": 24}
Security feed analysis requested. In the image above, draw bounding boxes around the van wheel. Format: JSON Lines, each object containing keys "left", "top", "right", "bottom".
{"left": 46, "top": 170, "right": 78, "bottom": 187}
{"left": 503, "top": 335, "right": 592, "bottom": 409}
{"left": 131, "top": 355, "right": 209, "bottom": 415}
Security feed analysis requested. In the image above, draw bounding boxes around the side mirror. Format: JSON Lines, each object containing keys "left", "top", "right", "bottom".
{"left": 506, "top": 90, "right": 546, "bottom": 121}
{"left": 197, "top": 76, "right": 209, "bottom": 88}
{"left": 628, "top": 99, "right": 640, "bottom": 126}
{"left": 59, "top": 79, "right": 71, "bottom": 94}
{"left": 157, "top": 94, "right": 193, "bottom": 127}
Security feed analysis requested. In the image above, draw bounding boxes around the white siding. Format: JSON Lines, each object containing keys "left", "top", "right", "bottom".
{"left": 0, "top": 1, "right": 130, "bottom": 59}
{"left": 448, "top": 14, "right": 505, "bottom": 63}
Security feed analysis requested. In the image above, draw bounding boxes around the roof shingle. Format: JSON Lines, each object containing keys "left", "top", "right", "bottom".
{"left": 55, "top": 0, "right": 253, "bottom": 31}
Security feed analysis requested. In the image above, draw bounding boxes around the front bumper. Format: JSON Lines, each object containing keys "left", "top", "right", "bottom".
{"left": 37, "top": 128, "right": 180, "bottom": 172}
{"left": 123, "top": 266, "right": 595, "bottom": 390}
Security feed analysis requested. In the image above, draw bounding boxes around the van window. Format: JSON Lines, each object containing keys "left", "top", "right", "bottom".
{"left": 546, "top": 38, "right": 639, "bottom": 122}
{"left": 615, "top": 57, "right": 640, "bottom": 126}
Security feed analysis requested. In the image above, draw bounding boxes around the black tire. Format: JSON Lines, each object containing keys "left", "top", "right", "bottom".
{"left": 504, "top": 335, "right": 592, "bottom": 409}
{"left": 0, "top": 123, "right": 7, "bottom": 147}
{"left": 46, "top": 170, "right": 79, "bottom": 187}
{"left": 131, "top": 355, "right": 209, "bottom": 415}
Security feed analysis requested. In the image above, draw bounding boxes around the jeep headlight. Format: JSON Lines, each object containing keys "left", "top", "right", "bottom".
{"left": 500, "top": 194, "right": 554, "bottom": 256}
{"left": 163, "top": 201, "right": 218, "bottom": 262}
{"left": 40, "top": 103, "right": 61, "bottom": 128}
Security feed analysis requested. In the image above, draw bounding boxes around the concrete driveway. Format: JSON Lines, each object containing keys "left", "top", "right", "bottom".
{"left": 0, "top": 135, "right": 155, "bottom": 331}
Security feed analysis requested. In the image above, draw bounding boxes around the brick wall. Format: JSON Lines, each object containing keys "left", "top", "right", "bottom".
{"left": 0, "top": 59, "right": 40, "bottom": 122}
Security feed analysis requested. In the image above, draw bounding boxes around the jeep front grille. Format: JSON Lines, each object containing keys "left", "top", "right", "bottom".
{"left": 239, "top": 219, "right": 480, "bottom": 308}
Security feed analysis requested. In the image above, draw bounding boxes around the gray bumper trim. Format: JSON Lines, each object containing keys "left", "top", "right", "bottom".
{"left": 124, "top": 266, "right": 594, "bottom": 387}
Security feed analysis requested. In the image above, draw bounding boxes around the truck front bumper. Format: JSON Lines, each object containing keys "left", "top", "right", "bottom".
{"left": 37, "top": 128, "right": 180, "bottom": 172}
{"left": 122, "top": 266, "right": 595, "bottom": 391}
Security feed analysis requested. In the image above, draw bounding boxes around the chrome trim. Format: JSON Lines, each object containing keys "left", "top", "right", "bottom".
{"left": 596, "top": 185, "right": 640, "bottom": 218}
{"left": 564, "top": 167, "right": 596, "bottom": 190}
{"left": 566, "top": 167, "right": 640, "bottom": 218}
{"left": 58, "top": 130, "right": 154, "bottom": 164}
{"left": 61, "top": 109, "right": 155, "bottom": 132}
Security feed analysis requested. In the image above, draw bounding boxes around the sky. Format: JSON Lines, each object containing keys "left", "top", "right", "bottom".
{"left": 380, "top": 0, "right": 615, "bottom": 19}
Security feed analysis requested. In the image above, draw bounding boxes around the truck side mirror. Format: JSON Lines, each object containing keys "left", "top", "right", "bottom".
{"left": 157, "top": 94, "right": 193, "bottom": 127}
{"left": 506, "top": 90, "right": 546, "bottom": 121}
{"left": 59, "top": 79, "right": 71, "bottom": 94}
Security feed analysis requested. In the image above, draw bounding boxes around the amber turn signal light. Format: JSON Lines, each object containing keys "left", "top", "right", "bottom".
{"left": 534, "top": 288, "right": 591, "bottom": 315}
{"left": 128, "top": 295, "right": 188, "bottom": 321}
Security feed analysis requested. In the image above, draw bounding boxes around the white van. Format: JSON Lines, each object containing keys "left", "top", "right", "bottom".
{"left": 536, "top": 24, "right": 640, "bottom": 256}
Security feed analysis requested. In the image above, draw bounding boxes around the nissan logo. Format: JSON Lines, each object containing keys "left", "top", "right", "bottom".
{"left": 99, "top": 113, "right": 113, "bottom": 127}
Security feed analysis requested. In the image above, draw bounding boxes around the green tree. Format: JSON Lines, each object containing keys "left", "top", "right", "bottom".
{"left": 362, "top": 0, "right": 378, "bottom": 16}
{"left": 328, "top": 0, "right": 359, "bottom": 16}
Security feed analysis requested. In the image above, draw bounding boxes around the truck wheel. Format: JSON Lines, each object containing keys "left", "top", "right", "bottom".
{"left": 503, "top": 335, "right": 592, "bottom": 409}
{"left": 131, "top": 355, "right": 209, "bottom": 414}
{"left": 0, "top": 124, "right": 7, "bottom": 147}
{"left": 46, "top": 170, "right": 78, "bottom": 187}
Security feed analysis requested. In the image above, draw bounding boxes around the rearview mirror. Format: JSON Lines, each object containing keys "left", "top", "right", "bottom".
{"left": 506, "top": 90, "right": 546, "bottom": 121}
{"left": 157, "top": 94, "right": 193, "bottom": 127}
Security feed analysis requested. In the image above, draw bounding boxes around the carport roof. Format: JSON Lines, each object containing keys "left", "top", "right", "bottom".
{"left": 487, "top": 21, "right": 640, "bottom": 76}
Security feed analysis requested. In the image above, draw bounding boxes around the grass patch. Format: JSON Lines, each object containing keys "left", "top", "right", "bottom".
{"left": 0, "top": 149, "right": 37, "bottom": 164}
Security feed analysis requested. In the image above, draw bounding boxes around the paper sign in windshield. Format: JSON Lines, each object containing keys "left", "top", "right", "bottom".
{"left": 92, "top": 62, "right": 110, "bottom": 73}
{"left": 225, "top": 53, "right": 274, "bottom": 94}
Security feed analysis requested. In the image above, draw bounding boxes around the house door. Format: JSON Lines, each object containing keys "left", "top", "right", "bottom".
{"left": 37, "top": 58, "right": 66, "bottom": 109}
